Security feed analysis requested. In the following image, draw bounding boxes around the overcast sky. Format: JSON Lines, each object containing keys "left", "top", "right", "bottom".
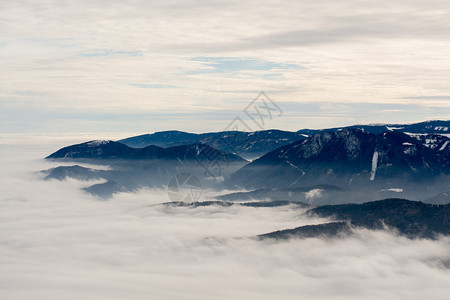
{"left": 1, "top": 0, "right": 450, "bottom": 138}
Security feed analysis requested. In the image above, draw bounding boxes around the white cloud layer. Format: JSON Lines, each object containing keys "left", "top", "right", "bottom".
{"left": 1, "top": 143, "right": 449, "bottom": 299}
{"left": 1, "top": 0, "right": 449, "bottom": 133}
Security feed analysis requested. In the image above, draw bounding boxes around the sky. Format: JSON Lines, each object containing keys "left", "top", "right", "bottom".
{"left": 1, "top": 0, "right": 450, "bottom": 139}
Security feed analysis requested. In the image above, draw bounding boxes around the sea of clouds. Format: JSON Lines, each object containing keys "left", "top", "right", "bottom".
{"left": 1, "top": 141, "right": 449, "bottom": 300}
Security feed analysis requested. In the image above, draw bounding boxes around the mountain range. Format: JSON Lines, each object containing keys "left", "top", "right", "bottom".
{"left": 41, "top": 121, "right": 450, "bottom": 240}
{"left": 46, "top": 140, "right": 246, "bottom": 163}
{"left": 118, "top": 129, "right": 307, "bottom": 159}
{"left": 225, "top": 129, "right": 448, "bottom": 189}
{"left": 44, "top": 142, "right": 247, "bottom": 197}
{"left": 44, "top": 120, "right": 449, "bottom": 202}
{"left": 117, "top": 120, "right": 449, "bottom": 159}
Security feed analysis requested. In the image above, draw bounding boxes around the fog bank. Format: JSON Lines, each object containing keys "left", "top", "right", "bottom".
{"left": 1, "top": 144, "right": 449, "bottom": 300}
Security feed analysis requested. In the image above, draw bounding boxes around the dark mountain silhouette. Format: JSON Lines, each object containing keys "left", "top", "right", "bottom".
{"left": 46, "top": 141, "right": 245, "bottom": 163}
{"left": 46, "top": 140, "right": 137, "bottom": 159}
{"left": 259, "top": 222, "right": 351, "bottom": 239}
{"left": 260, "top": 199, "right": 450, "bottom": 239}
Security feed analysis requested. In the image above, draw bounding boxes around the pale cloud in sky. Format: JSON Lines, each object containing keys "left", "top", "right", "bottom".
{"left": 1, "top": 0, "right": 449, "bottom": 134}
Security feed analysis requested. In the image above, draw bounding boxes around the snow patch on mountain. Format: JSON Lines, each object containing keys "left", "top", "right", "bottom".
{"left": 87, "top": 140, "right": 111, "bottom": 146}
{"left": 286, "top": 160, "right": 305, "bottom": 175}
{"left": 403, "top": 145, "right": 416, "bottom": 155}
{"left": 370, "top": 151, "right": 378, "bottom": 181}
{"left": 386, "top": 126, "right": 404, "bottom": 130}
{"left": 381, "top": 188, "right": 404, "bottom": 193}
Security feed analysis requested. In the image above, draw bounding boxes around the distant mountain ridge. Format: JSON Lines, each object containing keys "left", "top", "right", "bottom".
{"left": 117, "top": 120, "right": 449, "bottom": 159}
{"left": 46, "top": 140, "right": 246, "bottom": 163}
{"left": 297, "top": 120, "right": 450, "bottom": 135}
{"left": 118, "top": 129, "right": 307, "bottom": 159}
{"left": 47, "top": 120, "right": 447, "bottom": 162}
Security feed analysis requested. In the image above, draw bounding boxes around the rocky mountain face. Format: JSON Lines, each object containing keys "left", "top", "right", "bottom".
{"left": 225, "top": 129, "right": 449, "bottom": 192}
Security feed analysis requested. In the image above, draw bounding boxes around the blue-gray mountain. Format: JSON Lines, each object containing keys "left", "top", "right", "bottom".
{"left": 297, "top": 120, "right": 450, "bottom": 135}
{"left": 45, "top": 142, "right": 247, "bottom": 197}
{"left": 117, "top": 120, "right": 449, "bottom": 159}
{"left": 46, "top": 140, "right": 246, "bottom": 163}
{"left": 43, "top": 120, "right": 449, "bottom": 201}
{"left": 226, "top": 129, "right": 449, "bottom": 190}
{"left": 118, "top": 129, "right": 307, "bottom": 159}
{"left": 42, "top": 165, "right": 138, "bottom": 198}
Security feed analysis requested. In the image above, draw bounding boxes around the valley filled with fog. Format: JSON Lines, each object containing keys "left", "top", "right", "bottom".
{"left": 1, "top": 142, "right": 449, "bottom": 300}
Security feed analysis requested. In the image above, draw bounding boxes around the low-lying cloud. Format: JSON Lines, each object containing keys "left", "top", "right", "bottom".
{"left": 1, "top": 144, "right": 449, "bottom": 300}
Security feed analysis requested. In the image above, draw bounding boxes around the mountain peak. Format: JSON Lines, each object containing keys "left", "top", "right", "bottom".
{"left": 46, "top": 140, "right": 134, "bottom": 159}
